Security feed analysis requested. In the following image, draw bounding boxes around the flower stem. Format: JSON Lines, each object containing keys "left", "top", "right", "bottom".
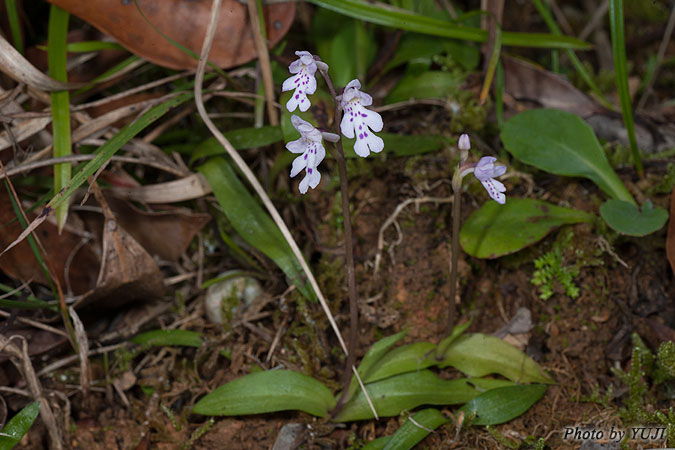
{"left": 318, "top": 68, "right": 359, "bottom": 414}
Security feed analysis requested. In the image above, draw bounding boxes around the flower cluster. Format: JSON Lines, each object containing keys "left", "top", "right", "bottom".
{"left": 282, "top": 51, "right": 383, "bottom": 194}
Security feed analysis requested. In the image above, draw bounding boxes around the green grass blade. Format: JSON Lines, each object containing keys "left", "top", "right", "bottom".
{"left": 47, "top": 5, "right": 71, "bottom": 231}
{"left": 609, "top": 0, "right": 642, "bottom": 175}
{"left": 4, "top": 0, "right": 23, "bottom": 54}
{"left": 532, "top": 0, "right": 615, "bottom": 111}
{"left": 75, "top": 55, "right": 141, "bottom": 95}
{"left": 45, "top": 92, "right": 193, "bottom": 213}
{"left": 131, "top": 329, "right": 202, "bottom": 347}
{"left": 308, "top": 0, "right": 591, "bottom": 49}
{"left": 0, "top": 401, "right": 40, "bottom": 450}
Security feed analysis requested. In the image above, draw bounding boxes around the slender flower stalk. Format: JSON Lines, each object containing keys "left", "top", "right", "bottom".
{"left": 438, "top": 134, "right": 507, "bottom": 359}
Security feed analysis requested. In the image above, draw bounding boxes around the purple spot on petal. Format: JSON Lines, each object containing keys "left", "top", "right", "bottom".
{"left": 295, "top": 94, "right": 299, "bottom": 99}
{"left": 304, "top": 154, "right": 307, "bottom": 160}
{"left": 308, "top": 168, "right": 313, "bottom": 174}
{"left": 361, "top": 112, "right": 367, "bottom": 117}
{"left": 359, "top": 133, "right": 363, "bottom": 139}
{"left": 364, "top": 132, "right": 368, "bottom": 137}
{"left": 350, "top": 118, "right": 353, "bottom": 122}
{"left": 359, "top": 125, "right": 362, "bottom": 130}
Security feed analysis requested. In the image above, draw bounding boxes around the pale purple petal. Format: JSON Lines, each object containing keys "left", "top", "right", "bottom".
{"left": 357, "top": 90, "right": 373, "bottom": 106}
{"left": 474, "top": 157, "right": 498, "bottom": 180}
{"left": 340, "top": 110, "right": 356, "bottom": 138}
{"left": 288, "top": 59, "right": 302, "bottom": 74}
{"left": 361, "top": 107, "right": 383, "bottom": 132}
{"left": 354, "top": 132, "right": 384, "bottom": 157}
{"left": 286, "top": 138, "right": 305, "bottom": 154}
{"left": 480, "top": 178, "right": 506, "bottom": 204}
{"left": 282, "top": 74, "right": 298, "bottom": 92}
{"left": 290, "top": 154, "right": 308, "bottom": 177}
{"left": 492, "top": 165, "right": 507, "bottom": 177}
{"left": 315, "top": 143, "right": 326, "bottom": 166}
{"left": 298, "top": 173, "right": 310, "bottom": 194}
{"left": 345, "top": 79, "right": 361, "bottom": 90}
{"left": 308, "top": 166, "right": 321, "bottom": 189}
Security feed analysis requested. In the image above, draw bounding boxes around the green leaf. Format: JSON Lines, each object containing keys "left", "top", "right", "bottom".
{"left": 0, "top": 402, "right": 40, "bottom": 450}
{"left": 189, "top": 127, "right": 283, "bottom": 164}
{"left": 381, "top": 408, "right": 449, "bottom": 450}
{"left": 335, "top": 371, "right": 513, "bottom": 422}
{"left": 46, "top": 92, "right": 193, "bottom": 213}
{"left": 460, "top": 198, "right": 594, "bottom": 259}
{"left": 362, "top": 436, "right": 390, "bottom": 450}
{"left": 609, "top": 0, "right": 642, "bottom": 174}
{"left": 600, "top": 199, "right": 668, "bottom": 236}
{"left": 440, "top": 333, "right": 554, "bottom": 384}
{"left": 346, "top": 330, "right": 408, "bottom": 401}
{"left": 131, "top": 329, "right": 202, "bottom": 347}
{"left": 501, "top": 109, "right": 635, "bottom": 203}
{"left": 48, "top": 5, "right": 71, "bottom": 231}
{"left": 364, "top": 342, "right": 436, "bottom": 383}
{"left": 198, "top": 157, "right": 314, "bottom": 301}
{"left": 307, "top": 0, "right": 591, "bottom": 49}
{"left": 460, "top": 384, "right": 547, "bottom": 425}
{"left": 192, "top": 370, "right": 335, "bottom": 417}
{"left": 385, "top": 71, "right": 463, "bottom": 104}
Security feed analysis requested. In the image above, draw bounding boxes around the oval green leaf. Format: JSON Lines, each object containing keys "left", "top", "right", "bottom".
{"left": 363, "top": 342, "right": 436, "bottom": 383}
{"left": 501, "top": 109, "right": 634, "bottom": 203}
{"left": 0, "top": 401, "right": 40, "bottom": 450}
{"left": 335, "top": 371, "right": 513, "bottom": 422}
{"left": 192, "top": 370, "right": 335, "bottom": 417}
{"left": 440, "top": 333, "right": 554, "bottom": 384}
{"left": 460, "top": 198, "right": 594, "bottom": 259}
{"left": 459, "top": 384, "right": 547, "bottom": 425}
{"left": 131, "top": 329, "right": 202, "bottom": 347}
{"left": 600, "top": 199, "right": 668, "bottom": 236}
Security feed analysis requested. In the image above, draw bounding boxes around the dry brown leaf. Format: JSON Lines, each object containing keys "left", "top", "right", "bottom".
{"left": 47, "top": 0, "right": 295, "bottom": 70}
{"left": 84, "top": 196, "right": 210, "bottom": 262}
{"left": 503, "top": 55, "right": 603, "bottom": 118}
{"left": 0, "top": 117, "right": 52, "bottom": 152}
{"left": 75, "top": 216, "right": 165, "bottom": 309}
{"left": 667, "top": 186, "right": 675, "bottom": 275}
{"left": 0, "top": 190, "right": 99, "bottom": 293}
{"left": 108, "top": 173, "right": 212, "bottom": 203}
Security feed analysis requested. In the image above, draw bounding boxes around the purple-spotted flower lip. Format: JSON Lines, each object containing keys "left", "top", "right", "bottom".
{"left": 474, "top": 156, "right": 507, "bottom": 204}
{"left": 339, "top": 79, "right": 384, "bottom": 158}
{"left": 282, "top": 51, "right": 325, "bottom": 113}
{"left": 286, "top": 115, "right": 326, "bottom": 194}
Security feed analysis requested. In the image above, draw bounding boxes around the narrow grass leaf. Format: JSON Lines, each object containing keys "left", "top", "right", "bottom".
{"left": 192, "top": 370, "right": 335, "bottom": 417}
{"left": 600, "top": 199, "right": 668, "bottom": 236}
{"left": 440, "top": 333, "right": 555, "bottom": 384}
{"left": 609, "top": 0, "right": 642, "bottom": 175}
{"left": 131, "top": 329, "right": 202, "bottom": 347}
{"left": 335, "top": 371, "right": 513, "bottom": 422}
{"left": 4, "top": 0, "right": 23, "bottom": 54}
{"left": 48, "top": 5, "right": 72, "bottom": 231}
{"left": 198, "top": 157, "right": 314, "bottom": 301}
{"left": 381, "top": 408, "right": 449, "bottom": 450}
{"left": 308, "top": 0, "right": 591, "bottom": 49}
{"left": 0, "top": 401, "right": 40, "bottom": 450}
{"left": 460, "top": 198, "right": 594, "bottom": 259}
{"left": 460, "top": 384, "right": 547, "bottom": 425}
{"left": 501, "top": 109, "right": 635, "bottom": 203}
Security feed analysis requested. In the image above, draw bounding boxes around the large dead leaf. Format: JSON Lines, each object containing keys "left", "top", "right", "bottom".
{"left": 503, "top": 55, "right": 603, "bottom": 118}
{"left": 0, "top": 190, "right": 99, "bottom": 294}
{"left": 74, "top": 215, "right": 165, "bottom": 309}
{"left": 83, "top": 195, "right": 210, "bottom": 262}
{"left": 47, "top": 0, "right": 295, "bottom": 70}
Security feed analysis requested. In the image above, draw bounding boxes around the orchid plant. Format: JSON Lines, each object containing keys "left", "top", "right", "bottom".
{"left": 280, "top": 50, "right": 508, "bottom": 399}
